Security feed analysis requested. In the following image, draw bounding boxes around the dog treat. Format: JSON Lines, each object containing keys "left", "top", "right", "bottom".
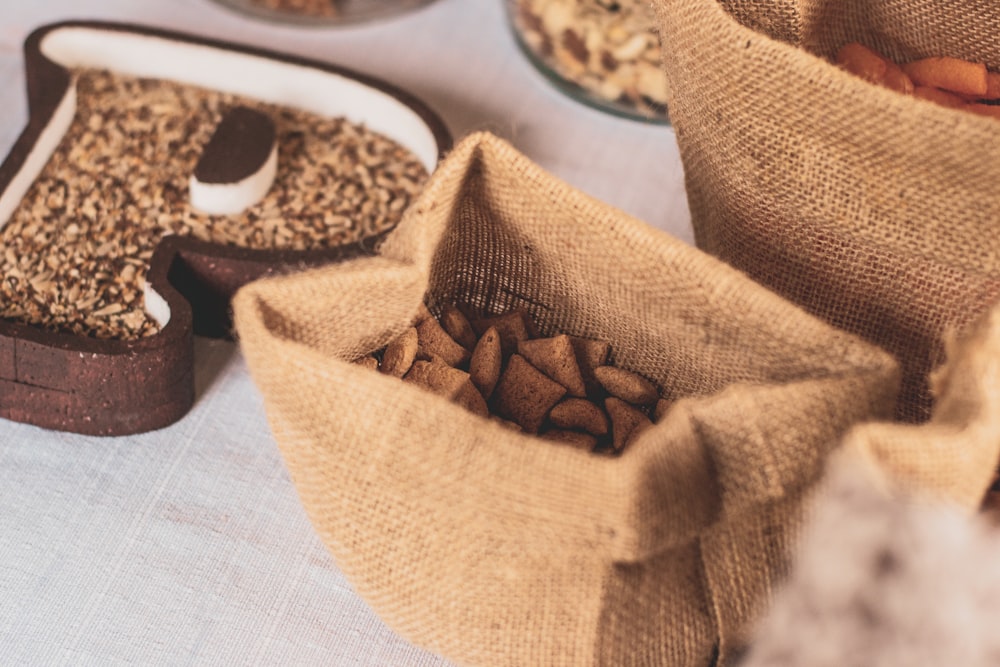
{"left": 913, "top": 85, "right": 966, "bottom": 109}
{"left": 517, "top": 334, "right": 587, "bottom": 397}
{"left": 189, "top": 106, "right": 277, "bottom": 215}
{"left": 380, "top": 327, "right": 419, "bottom": 377}
{"left": 568, "top": 335, "right": 611, "bottom": 396}
{"left": 902, "top": 56, "right": 988, "bottom": 97}
{"left": 364, "top": 302, "right": 666, "bottom": 454}
{"left": 0, "top": 68, "right": 429, "bottom": 341}
{"left": 594, "top": 365, "right": 659, "bottom": 405}
{"left": 548, "top": 397, "right": 609, "bottom": 436}
{"left": 471, "top": 310, "right": 536, "bottom": 357}
{"left": 404, "top": 360, "right": 488, "bottom": 417}
{"left": 0, "top": 20, "right": 453, "bottom": 437}
{"left": 835, "top": 42, "right": 1000, "bottom": 120}
{"left": 605, "top": 396, "right": 652, "bottom": 453}
{"left": 416, "top": 316, "right": 470, "bottom": 367}
{"left": 353, "top": 354, "right": 380, "bottom": 370}
{"left": 492, "top": 415, "right": 524, "bottom": 431}
{"left": 492, "top": 353, "right": 568, "bottom": 433}
{"left": 469, "top": 326, "right": 502, "bottom": 399}
{"left": 439, "top": 303, "right": 478, "bottom": 350}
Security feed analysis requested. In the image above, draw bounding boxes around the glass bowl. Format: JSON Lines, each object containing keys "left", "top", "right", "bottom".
{"left": 209, "top": 0, "right": 439, "bottom": 26}
{"left": 505, "top": 0, "right": 669, "bottom": 123}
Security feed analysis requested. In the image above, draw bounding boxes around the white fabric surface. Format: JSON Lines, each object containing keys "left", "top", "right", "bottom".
{"left": 0, "top": 0, "right": 691, "bottom": 664}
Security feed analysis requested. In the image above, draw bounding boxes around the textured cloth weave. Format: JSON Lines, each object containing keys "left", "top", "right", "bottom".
{"left": 653, "top": 0, "right": 1000, "bottom": 422}
{"left": 233, "top": 132, "right": 899, "bottom": 665}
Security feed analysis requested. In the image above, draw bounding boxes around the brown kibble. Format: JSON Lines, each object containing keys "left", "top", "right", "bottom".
{"left": 471, "top": 310, "right": 536, "bottom": 357}
{"left": 549, "top": 397, "right": 609, "bottom": 436}
{"left": 492, "top": 354, "right": 567, "bottom": 433}
{"left": 985, "top": 71, "right": 1000, "bottom": 99}
{"left": 653, "top": 398, "right": 672, "bottom": 422}
{"left": 835, "top": 42, "right": 887, "bottom": 86}
{"left": 605, "top": 397, "right": 653, "bottom": 453}
{"left": 541, "top": 429, "right": 598, "bottom": 451}
{"left": 966, "top": 103, "right": 1000, "bottom": 120}
{"left": 491, "top": 415, "right": 523, "bottom": 432}
{"left": 404, "top": 360, "right": 488, "bottom": 417}
{"left": 380, "top": 326, "right": 418, "bottom": 377}
{"left": 469, "top": 326, "right": 502, "bottom": 399}
{"left": 913, "top": 85, "right": 966, "bottom": 109}
{"left": 439, "top": 304, "right": 477, "bottom": 350}
{"left": 594, "top": 365, "right": 659, "bottom": 406}
{"left": 882, "top": 60, "right": 914, "bottom": 95}
{"left": 568, "top": 336, "right": 611, "bottom": 396}
{"left": 416, "top": 316, "right": 470, "bottom": 367}
{"left": 517, "top": 334, "right": 587, "bottom": 397}
{"left": 352, "top": 354, "right": 379, "bottom": 370}
{"left": 902, "top": 55, "right": 988, "bottom": 97}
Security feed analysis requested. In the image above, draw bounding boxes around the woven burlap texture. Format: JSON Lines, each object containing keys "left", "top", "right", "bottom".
{"left": 844, "top": 300, "right": 1000, "bottom": 512}
{"left": 232, "top": 132, "right": 898, "bottom": 667}
{"left": 653, "top": 0, "right": 1000, "bottom": 423}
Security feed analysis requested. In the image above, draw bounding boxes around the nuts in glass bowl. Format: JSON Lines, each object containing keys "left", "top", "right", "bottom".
{"left": 505, "top": 0, "right": 669, "bottom": 123}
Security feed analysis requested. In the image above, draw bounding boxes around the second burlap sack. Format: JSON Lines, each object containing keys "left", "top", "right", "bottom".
{"left": 232, "top": 132, "right": 898, "bottom": 666}
{"left": 652, "top": 0, "right": 1000, "bottom": 423}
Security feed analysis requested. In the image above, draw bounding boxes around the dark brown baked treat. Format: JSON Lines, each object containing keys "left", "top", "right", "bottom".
{"left": 193, "top": 106, "right": 276, "bottom": 185}
{"left": 517, "top": 334, "right": 587, "bottom": 398}
{"left": 491, "top": 353, "right": 567, "bottom": 433}
{"left": 0, "top": 21, "right": 450, "bottom": 435}
{"left": 605, "top": 396, "right": 653, "bottom": 453}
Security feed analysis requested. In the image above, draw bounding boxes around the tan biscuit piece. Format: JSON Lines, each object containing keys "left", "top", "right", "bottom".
{"left": 568, "top": 336, "right": 611, "bottom": 396}
{"left": 491, "top": 415, "right": 523, "bottom": 431}
{"left": 416, "top": 316, "right": 470, "bottom": 367}
{"left": 548, "top": 397, "right": 609, "bottom": 436}
{"left": 541, "top": 429, "right": 599, "bottom": 451}
{"left": 594, "top": 365, "right": 659, "bottom": 405}
{"left": 380, "top": 326, "right": 419, "bottom": 378}
{"left": 404, "top": 360, "right": 488, "bottom": 417}
{"left": 469, "top": 326, "right": 502, "bottom": 399}
{"left": 517, "top": 334, "right": 587, "bottom": 397}
{"left": 472, "top": 310, "right": 536, "bottom": 358}
{"left": 653, "top": 398, "right": 672, "bottom": 423}
{"left": 492, "top": 353, "right": 567, "bottom": 433}
{"left": 605, "top": 396, "right": 653, "bottom": 453}
{"left": 439, "top": 304, "right": 478, "bottom": 350}
{"left": 352, "top": 354, "right": 380, "bottom": 370}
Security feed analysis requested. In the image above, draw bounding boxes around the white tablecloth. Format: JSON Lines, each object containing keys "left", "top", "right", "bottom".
{"left": 0, "top": 1, "right": 690, "bottom": 664}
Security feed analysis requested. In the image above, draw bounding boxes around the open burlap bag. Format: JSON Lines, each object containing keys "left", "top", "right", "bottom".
{"left": 735, "top": 302, "right": 1000, "bottom": 666}
{"left": 652, "top": 0, "right": 1000, "bottom": 423}
{"left": 843, "top": 300, "right": 1000, "bottom": 512}
{"left": 232, "top": 132, "right": 898, "bottom": 666}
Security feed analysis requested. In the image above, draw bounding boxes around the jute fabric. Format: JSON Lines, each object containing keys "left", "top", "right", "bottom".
{"left": 233, "top": 132, "right": 898, "bottom": 666}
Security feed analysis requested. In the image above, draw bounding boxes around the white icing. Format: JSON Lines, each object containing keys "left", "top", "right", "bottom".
{"left": 189, "top": 144, "right": 278, "bottom": 215}
{"left": 142, "top": 279, "right": 171, "bottom": 328}
{"left": 0, "top": 84, "right": 76, "bottom": 229}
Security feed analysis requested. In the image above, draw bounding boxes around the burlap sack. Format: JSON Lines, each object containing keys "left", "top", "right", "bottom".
{"left": 734, "top": 302, "right": 1000, "bottom": 665}
{"left": 843, "top": 300, "right": 1000, "bottom": 512}
{"left": 652, "top": 0, "right": 1000, "bottom": 423}
{"left": 232, "top": 132, "right": 898, "bottom": 666}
